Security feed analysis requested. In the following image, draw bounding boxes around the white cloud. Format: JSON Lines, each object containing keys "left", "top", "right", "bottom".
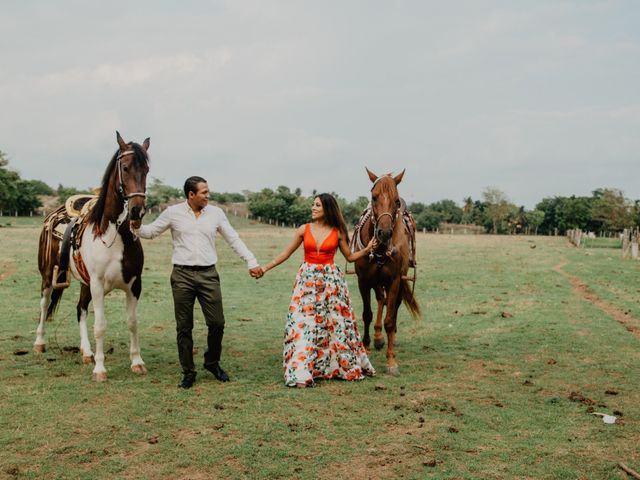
{"left": 1, "top": 1, "right": 639, "bottom": 208}
{"left": 35, "top": 49, "right": 233, "bottom": 91}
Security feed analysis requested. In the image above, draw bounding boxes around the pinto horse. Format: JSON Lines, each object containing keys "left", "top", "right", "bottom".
{"left": 353, "top": 168, "right": 420, "bottom": 375}
{"left": 34, "top": 132, "right": 150, "bottom": 381}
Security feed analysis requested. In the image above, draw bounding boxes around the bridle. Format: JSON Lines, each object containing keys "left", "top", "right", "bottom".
{"left": 116, "top": 149, "right": 148, "bottom": 201}
{"left": 370, "top": 176, "right": 400, "bottom": 244}
{"left": 369, "top": 176, "right": 401, "bottom": 263}
{"left": 98, "top": 148, "right": 148, "bottom": 246}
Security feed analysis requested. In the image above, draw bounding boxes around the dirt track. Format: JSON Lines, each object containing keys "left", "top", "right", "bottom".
{"left": 553, "top": 260, "right": 640, "bottom": 339}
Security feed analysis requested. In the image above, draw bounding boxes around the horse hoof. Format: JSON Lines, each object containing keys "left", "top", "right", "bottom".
{"left": 33, "top": 344, "right": 46, "bottom": 353}
{"left": 374, "top": 339, "right": 385, "bottom": 350}
{"left": 92, "top": 372, "right": 108, "bottom": 382}
{"left": 385, "top": 366, "right": 400, "bottom": 376}
{"left": 82, "top": 355, "right": 95, "bottom": 365}
{"left": 131, "top": 364, "right": 147, "bottom": 375}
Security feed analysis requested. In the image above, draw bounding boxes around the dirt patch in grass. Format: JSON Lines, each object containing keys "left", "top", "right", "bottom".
{"left": 553, "top": 261, "right": 640, "bottom": 339}
{"left": 323, "top": 443, "right": 435, "bottom": 480}
{"left": 171, "top": 425, "right": 231, "bottom": 445}
{"left": 0, "top": 259, "right": 17, "bottom": 282}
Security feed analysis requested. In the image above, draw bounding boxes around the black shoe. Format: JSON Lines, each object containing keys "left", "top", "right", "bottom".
{"left": 204, "top": 363, "right": 230, "bottom": 382}
{"left": 178, "top": 373, "right": 196, "bottom": 389}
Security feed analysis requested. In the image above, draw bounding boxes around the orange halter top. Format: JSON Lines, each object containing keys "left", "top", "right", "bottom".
{"left": 303, "top": 224, "right": 339, "bottom": 264}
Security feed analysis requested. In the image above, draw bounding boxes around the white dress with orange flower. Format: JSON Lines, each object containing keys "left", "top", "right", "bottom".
{"left": 283, "top": 224, "right": 375, "bottom": 386}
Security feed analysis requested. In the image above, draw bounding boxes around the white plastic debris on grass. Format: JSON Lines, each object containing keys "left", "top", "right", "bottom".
{"left": 592, "top": 412, "right": 617, "bottom": 424}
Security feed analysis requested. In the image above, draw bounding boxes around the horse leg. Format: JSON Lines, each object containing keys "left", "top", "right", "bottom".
{"left": 358, "top": 282, "right": 373, "bottom": 350}
{"left": 77, "top": 284, "right": 94, "bottom": 364}
{"left": 34, "top": 284, "right": 52, "bottom": 353}
{"left": 126, "top": 279, "right": 146, "bottom": 375}
{"left": 90, "top": 281, "right": 108, "bottom": 381}
{"left": 384, "top": 279, "right": 401, "bottom": 375}
{"left": 373, "top": 286, "right": 386, "bottom": 350}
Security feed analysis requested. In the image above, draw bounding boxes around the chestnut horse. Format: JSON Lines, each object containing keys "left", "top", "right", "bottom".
{"left": 353, "top": 168, "right": 420, "bottom": 374}
{"left": 34, "top": 132, "right": 150, "bottom": 381}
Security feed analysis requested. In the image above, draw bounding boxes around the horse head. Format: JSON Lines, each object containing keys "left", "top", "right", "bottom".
{"left": 366, "top": 167, "right": 405, "bottom": 246}
{"left": 115, "top": 131, "right": 150, "bottom": 228}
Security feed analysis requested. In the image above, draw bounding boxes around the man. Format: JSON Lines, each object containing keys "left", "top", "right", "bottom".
{"left": 135, "top": 176, "right": 262, "bottom": 388}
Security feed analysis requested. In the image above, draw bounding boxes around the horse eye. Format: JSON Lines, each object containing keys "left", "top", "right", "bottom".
{"left": 372, "top": 195, "right": 377, "bottom": 202}
{"left": 122, "top": 165, "right": 129, "bottom": 172}
{"left": 396, "top": 200, "right": 401, "bottom": 207}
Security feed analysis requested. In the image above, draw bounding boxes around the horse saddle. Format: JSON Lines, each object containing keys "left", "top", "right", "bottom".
{"left": 64, "top": 194, "right": 97, "bottom": 218}
{"left": 45, "top": 195, "right": 98, "bottom": 242}
{"left": 399, "top": 199, "right": 417, "bottom": 268}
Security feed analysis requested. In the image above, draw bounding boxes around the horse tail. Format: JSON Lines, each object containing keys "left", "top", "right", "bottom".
{"left": 46, "top": 247, "right": 71, "bottom": 320}
{"left": 46, "top": 218, "right": 76, "bottom": 320}
{"left": 46, "top": 288, "right": 65, "bottom": 320}
{"left": 400, "top": 278, "right": 420, "bottom": 319}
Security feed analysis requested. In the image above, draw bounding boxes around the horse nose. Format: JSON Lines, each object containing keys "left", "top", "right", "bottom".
{"left": 376, "top": 228, "right": 392, "bottom": 243}
{"left": 130, "top": 205, "right": 145, "bottom": 220}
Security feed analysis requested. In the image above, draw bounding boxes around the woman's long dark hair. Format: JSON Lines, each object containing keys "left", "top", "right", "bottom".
{"left": 316, "top": 193, "right": 349, "bottom": 242}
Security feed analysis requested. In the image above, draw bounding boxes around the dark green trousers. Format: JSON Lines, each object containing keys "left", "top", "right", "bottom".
{"left": 170, "top": 265, "right": 225, "bottom": 375}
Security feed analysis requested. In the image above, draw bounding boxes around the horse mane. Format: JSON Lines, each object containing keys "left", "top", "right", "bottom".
{"left": 90, "top": 143, "right": 148, "bottom": 225}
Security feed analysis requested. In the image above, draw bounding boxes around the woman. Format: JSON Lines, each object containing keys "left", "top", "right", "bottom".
{"left": 261, "top": 193, "right": 376, "bottom": 387}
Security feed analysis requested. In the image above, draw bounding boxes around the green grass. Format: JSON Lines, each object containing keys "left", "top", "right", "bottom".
{"left": 581, "top": 237, "right": 622, "bottom": 249}
{"left": 1, "top": 218, "right": 639, "bottom": 479}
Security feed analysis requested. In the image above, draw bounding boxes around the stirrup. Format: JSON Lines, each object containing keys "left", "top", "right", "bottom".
{"left": 52, "top": 265, "right": 71, "bottom": 289}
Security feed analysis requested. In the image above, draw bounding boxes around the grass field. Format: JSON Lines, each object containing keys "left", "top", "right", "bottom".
{"left": 1, "top": 215, "right": 639, "bottom": 479}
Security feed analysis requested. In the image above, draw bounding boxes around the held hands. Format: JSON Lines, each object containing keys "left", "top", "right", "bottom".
{"left": 258, "top": 260, "right": 276, "bottom": 276}
{"left": 129, "top": 220, "right": 141, "bottom": 233}
{"left": 249, "top": 266, "right": 264, "bottom": 279}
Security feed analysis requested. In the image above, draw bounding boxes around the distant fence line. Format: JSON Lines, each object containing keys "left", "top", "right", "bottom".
{"left": 567, "top": 229, "right": 584, "bottom": 247}
{"left": 436, "top": 223, "right": 485, "bottom": 235}
{"left": 567, "top": 227, "right": 639, "bottom": 260}
{"left": 621, "top": 228, "right": 639, "bottom": 260}
{"left": 0, "top": 210, "right": 36, "bottom": 217}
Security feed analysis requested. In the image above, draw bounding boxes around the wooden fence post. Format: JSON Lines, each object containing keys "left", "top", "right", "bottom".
{"left": 622, "top": 229, "right": 630, "bottom": 259}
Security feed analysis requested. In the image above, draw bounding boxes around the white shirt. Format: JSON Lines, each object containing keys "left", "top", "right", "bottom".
{"left": 138, "top": 202, "right": 258, "bottom": 268}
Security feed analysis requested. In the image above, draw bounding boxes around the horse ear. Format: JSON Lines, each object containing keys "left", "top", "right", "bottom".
{"left": 116, "top": 131, "right": 128, "bottom": 151}
{"left": 366, "top": 167, "right": 378, "bottom": 183}
{"left": 393, "top": 169, "right": 405, "bottom": 185}
{"left": 142, "top": 137, "right": 150, "bottom": 151}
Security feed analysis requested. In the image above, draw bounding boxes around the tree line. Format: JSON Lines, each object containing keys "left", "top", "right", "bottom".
{"left": 246, "top": 185, "right": 640, "bottom": 235}
{"left": 1, "top": 152, "right": 638, "bottom": 234}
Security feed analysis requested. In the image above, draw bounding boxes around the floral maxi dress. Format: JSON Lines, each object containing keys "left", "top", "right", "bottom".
{"left": 283, "top": 224, "right": 375, "bottom": 386}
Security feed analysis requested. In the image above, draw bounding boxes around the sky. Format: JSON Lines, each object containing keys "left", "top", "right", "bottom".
{"left": 1, "top": 1, "right": 639, "bottom": 209}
